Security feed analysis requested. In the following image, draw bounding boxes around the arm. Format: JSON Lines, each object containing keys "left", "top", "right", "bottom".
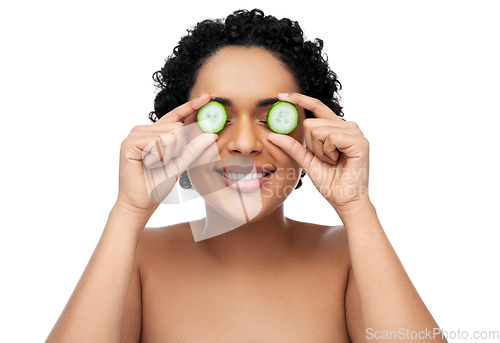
{"left": 267, "top": 92, "right": 446, "bottom": 342}
{"left": 45, "top": 203, "right": 151, "bottom": 343}
{"left": 341, "top": 199, "right": 445, "bottom": 341}
{"left": 120, "top": 230, "right": 143, "bottom": 343}
{"left": 45, "top": 94, "right": 215, "bottom": 342}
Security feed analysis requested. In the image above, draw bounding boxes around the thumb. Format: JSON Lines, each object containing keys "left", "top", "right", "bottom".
{"left": 266, "top": 132, "right": 315, "bottom": 172}
{"left": 166, "top": 133, "right": 219, "bottom": 178}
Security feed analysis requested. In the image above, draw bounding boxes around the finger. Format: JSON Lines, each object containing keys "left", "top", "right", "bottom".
{"left": 155, "top": 136, "right": 165, "bottom": 162}
{"left": 157, "top": 93, "right": 211, "bottom": 123}
{"left": 145, "top": 160, "right": 165, "bottom": 170}
{"left": 278, "top": 92, "right": 343, "bottom": 121}
{"left": 161, "top": 125, "right": 185, "bottom": 159}
{"left": 149, "top": 139, "right": 219, "bottom": 171}
{"left": 304, "top": 125, "right": 317, "bottom": 163}
{"left": 309, "top": 126, "right": 364, "bottom": 142}
{"left": 143, "top": 134, "right": 175, "bottom": 168}
{"left": 324, "top": 147, "right": 340, "bottom": 165}
{"left": 302, "top": 119, "right": 325, "bottom": 154}
{"left": 144, "top": 163, "right": 178, "bottom": 204}
{"left": 267, "top": 132, "right": 317, "bottom": 174}
{"left": 305, "top": 125, "right": 362, "bottom": 164}
{"left": 323, "top": 132, "right": 369, "bottom": 161}
{"left": 144, "top": 165, "right": 160, "bottom": 202}
{"left": 302, "top": 117, "right": 362, "bottom": 133}
{"left": 164, "top": 133, "right": 219, "bottom": 178}
{"left": 143, "top": 136, "right": 166, "bottom": 168}
{"left": 302, "top": 118, "right": 343, "bottom": 130}
{"left": 143, "top": 126, "right": 188, "bottom": 168}
{"left": 122, "top": 134, "right": 164, "bottom": 163}
{"left": 316, "top": 131, "right": 340, "bottom": 164}
{"left": 309, "top": 128, "right": 339, "bottom": 165}
{"left": 131, "top": 121, "right": 184, "bottom": 134}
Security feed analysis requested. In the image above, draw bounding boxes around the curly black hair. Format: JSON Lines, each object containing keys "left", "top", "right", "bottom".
{"left": 150, "top": 9, "right": 343, "bottom": 190}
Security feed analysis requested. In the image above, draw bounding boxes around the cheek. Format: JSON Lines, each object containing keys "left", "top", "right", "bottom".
{"left": 290, "top": 122, "right": 305, "bottom": 149}
{"left": 273, "top": 167, "right": 302, "bottom": 183}
{"left": 290, "top": 114, "right": 305, "bottom": 145}
{"left": 296, "top": 124, "right": 305, "bottom": 146}
{"left": 262, "top": 167, "right": 302, "bottom": 200}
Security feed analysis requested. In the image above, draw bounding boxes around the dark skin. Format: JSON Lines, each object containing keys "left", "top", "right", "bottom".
{"left": 46, "top": 46, "right": 444, "bottom": 343}
{"left": 125, "top": 220, "right": 356, "bottom": 342}
{"left": 120, "top": 46, "right": 364, "bottom": 342}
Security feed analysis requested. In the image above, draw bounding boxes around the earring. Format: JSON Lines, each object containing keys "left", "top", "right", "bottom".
{"left": 179, "top": 170, "right": 194, "bottom": 189}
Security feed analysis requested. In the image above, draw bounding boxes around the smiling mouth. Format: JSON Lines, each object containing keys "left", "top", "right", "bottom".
{"left": 215, "top": 169, "right": 274, "bottom": 181}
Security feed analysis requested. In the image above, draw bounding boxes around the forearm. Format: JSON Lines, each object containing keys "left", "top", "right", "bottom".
{"left": 338, "top": 198, "right": 443, "bottom": 339}
{"left": 46, "top": 202, "right": 153, "bottom": 343}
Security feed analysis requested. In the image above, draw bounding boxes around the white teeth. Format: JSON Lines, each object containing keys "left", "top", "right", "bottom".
{"left": 223, "top": 172, "right": 266, "bottom": 180}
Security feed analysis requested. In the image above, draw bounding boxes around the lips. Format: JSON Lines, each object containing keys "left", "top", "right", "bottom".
{"left": 215, "top": 165, "right": 276, "bottom": 174}
{"left": 215, "top": 167, "right": 274, "bottom": 192}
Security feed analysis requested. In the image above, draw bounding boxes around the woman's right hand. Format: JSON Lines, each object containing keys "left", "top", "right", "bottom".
{"left": 116, "top": 93, "right": 217, "bottom": 214}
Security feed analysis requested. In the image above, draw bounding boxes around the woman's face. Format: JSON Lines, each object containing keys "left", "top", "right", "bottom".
{"left": 184, "top": 46, "right": 305, "bottom": 223}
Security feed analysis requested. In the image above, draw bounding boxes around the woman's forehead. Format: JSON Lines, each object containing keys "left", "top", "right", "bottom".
{"left": 189, "top": 46, "right": 299, "bottom": 101}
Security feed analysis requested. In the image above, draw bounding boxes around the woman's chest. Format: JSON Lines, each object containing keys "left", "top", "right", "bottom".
{"left": 139, "top": 251, "right": 351, "bottom": 342}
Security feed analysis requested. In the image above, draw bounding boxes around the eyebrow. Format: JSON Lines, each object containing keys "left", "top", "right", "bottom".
{"left": 256, "top": 97, "right": 279, "bottom": 107}
{"left": 211, "top": 96, "right": 279, "bottom": 108}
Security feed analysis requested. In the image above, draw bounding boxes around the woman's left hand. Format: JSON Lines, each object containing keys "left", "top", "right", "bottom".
{"left": 267, "top": 93, "right": 370, "bottom": 213}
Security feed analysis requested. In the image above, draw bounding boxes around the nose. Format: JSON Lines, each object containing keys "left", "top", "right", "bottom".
{"left": 225, "top": 116, "right": 263, "bottom": 155}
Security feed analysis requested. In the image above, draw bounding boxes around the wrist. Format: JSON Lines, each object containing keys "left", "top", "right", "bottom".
{"left": 332, "top": 196, "right": 375, "bottom": 221}
{"left": 112, "top": 199, "right": 158, "bottom": 222}
{"left": 106, "top": 201, "right": 157, "bottom": 242}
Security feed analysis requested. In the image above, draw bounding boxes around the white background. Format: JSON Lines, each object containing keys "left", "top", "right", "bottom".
{"left": 1, "top": 0, "right": 499, "bottom": 342}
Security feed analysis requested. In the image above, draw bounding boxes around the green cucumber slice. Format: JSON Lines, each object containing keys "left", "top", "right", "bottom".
{"left": 197, "top": 101, "right": 227, "bottom": 133}
{"left": 266, "top": 101, "right": 298, "bottom": 134}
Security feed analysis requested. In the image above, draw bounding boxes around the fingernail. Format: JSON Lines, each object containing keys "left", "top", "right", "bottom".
{"left": 278, "top": 93, "right": 289, "bottom": 98}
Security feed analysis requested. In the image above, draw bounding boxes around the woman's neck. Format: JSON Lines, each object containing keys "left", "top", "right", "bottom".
{"left": 196, "top": 203, "right": 294, "bottom": 266}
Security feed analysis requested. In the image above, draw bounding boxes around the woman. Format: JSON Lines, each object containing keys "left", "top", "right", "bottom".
{"left": 46, "top": 9, "right": 446, "bottom": 342}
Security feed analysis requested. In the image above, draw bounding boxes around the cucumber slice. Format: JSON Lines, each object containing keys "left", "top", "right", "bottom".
{"left": 197, "top": 101, "right": 227, "bottom": 133}
{"left": 266, "top": 101, "right": 298, "bottom": 134}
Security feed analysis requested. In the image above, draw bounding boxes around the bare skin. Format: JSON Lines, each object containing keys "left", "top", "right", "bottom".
{"left": 123, "top": 218, "right": 358, "bottom": 342}
{"left": 46, "top": 47, "right": 445, "bottom": 343}
{"left": 117, "top": 47, "right": 363, "bottom": 342}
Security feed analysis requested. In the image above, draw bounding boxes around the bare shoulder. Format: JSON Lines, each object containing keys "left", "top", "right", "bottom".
{"left": 119, "top": 222, "right": 195, "bottom": 343}
{"left": 136, "top": 220, "right": 197, "bottom": 261}
{"left": 286, "top": 217, "right": 349, "bottom": 262}
{"left": 287, "top": 217, "right": 347, "bottom": 245}
{"left": 141, "top": 221, "right": 195, "bottom": 242}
